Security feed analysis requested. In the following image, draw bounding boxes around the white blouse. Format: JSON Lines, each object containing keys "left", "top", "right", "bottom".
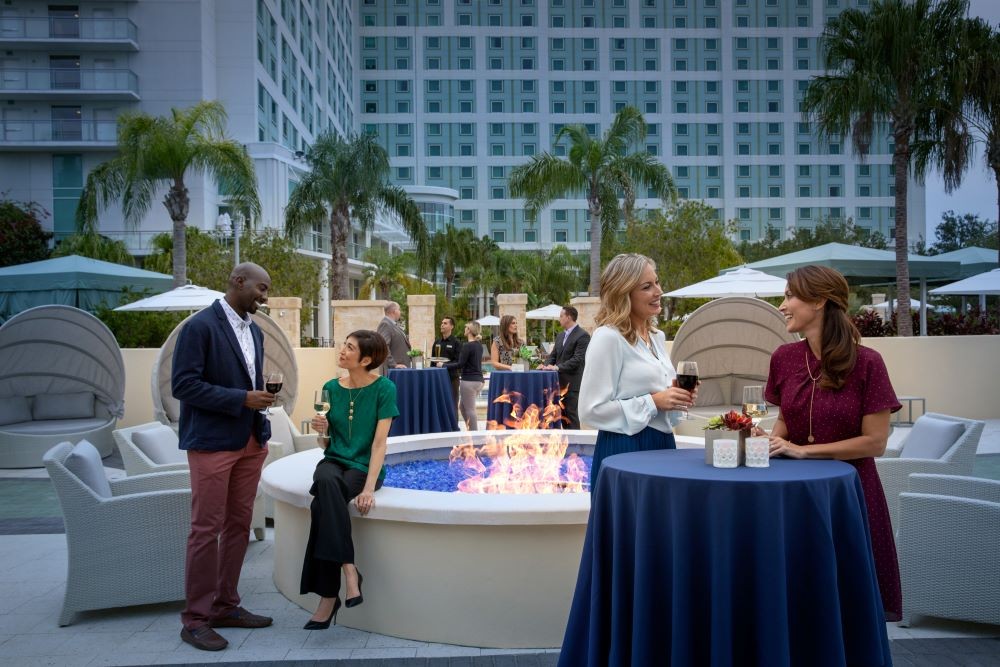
{"left": 578, "top": 325, "right": 678, "bottom": 436}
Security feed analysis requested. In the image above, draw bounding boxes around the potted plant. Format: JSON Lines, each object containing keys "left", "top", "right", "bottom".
{"left": 703, "top": 410, "right": 753, "bottom": 465}
{"left": 517, "top": 345, "right": 540, "bottom": 372}
{"left": 407, "top": 348, "right": 424, "bottom": 369}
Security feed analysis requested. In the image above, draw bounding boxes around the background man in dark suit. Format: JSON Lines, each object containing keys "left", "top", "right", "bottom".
{"left": 541, "top": 305, "right": 591, "bottom": 430}
{"left": 171, "top": 262, "right": 275, "bottom": 651}
{"left": 377, "top": 301, "right": 411, "bottom": 371}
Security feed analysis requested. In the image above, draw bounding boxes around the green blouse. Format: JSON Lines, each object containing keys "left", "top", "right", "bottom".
{"left": 322, "top": 375, "right": 399, "bottom": 480}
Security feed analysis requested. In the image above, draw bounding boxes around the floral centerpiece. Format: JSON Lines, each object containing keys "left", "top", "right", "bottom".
{"left": 407, "top": 348, "right": 424, "bottom": 368}
{"left": 518, "top": 345, "right": 542, "bottom": 370}
{"left": 703, "top": 410, "right": 752, "bottom": 465}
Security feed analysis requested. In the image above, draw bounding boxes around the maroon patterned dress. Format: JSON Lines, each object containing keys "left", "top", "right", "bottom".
{"left": 765, "top": 340, "right": 903, "bottom": 621}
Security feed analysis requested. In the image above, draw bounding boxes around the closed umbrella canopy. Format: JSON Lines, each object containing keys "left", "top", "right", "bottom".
{"left": 114, "top": 284, "right": 225, "bottom": 312}
{"left": 930, "top": 268, "right": 1000, "bottom": 296}
{"left": 665, "top": 267, "right": 787, "bottom": 299}
{"left": 525, "top": 304, "right": 564, "bottom": 320}
{"left": 0, "top": 255, "right": 173, "bottom": 321}
{"left": 727, "top": 243, "right": 961, "bottom": 281}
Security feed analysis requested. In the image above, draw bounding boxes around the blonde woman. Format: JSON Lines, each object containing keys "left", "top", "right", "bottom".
{"left": 578, "top": 253, "right": 698, "bottom": 488}
{"left": 443, "top": 321, "right": 485, "bottom": 431}
{"left": 490, "top": 315, "right": 522, "bottom": 371}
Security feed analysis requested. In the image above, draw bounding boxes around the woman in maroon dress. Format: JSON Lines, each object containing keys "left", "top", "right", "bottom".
{"left": 765, "top": 265, "right": 902, "bottom": 622}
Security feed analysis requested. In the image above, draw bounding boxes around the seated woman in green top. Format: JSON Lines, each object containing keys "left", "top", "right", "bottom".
{"left": 300, "top": 330, "right": 399, "bottom": 630}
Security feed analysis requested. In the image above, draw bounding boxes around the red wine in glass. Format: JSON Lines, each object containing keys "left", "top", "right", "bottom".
{"left": 265, "top": 381, "right": 283, "bottom": 394}
{"left": 263, "top": 371, "right": 283, "bottom": 414}
{"left": 676, "top": 374, "right": 699, "bottom": 391}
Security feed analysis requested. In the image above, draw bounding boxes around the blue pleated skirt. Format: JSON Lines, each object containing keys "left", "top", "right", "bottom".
{"left": 590, "top": 427, "right": 676, "bottom": 493}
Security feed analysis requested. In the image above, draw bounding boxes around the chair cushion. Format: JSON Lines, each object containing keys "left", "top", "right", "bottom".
{"left": 0, "top": 417, "right": 109, "bottom": 435}
{"left": 132, "top": 424, "right": 185, "bottom": 465}
{"left": 899, "top": 416, "right": 966, "bottom": 460}
{"left": 0, "top": 396, "right": 32, "bottom": 426}
{"left": 63, "top": 440, "right": 112, "bottom": 497}
{"left": 32, "top": 392, "right": 95, "bottom": 420}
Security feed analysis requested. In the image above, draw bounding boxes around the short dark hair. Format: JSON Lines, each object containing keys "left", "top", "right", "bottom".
{"left": 347, "top": 329, "right": 388, "bottom": 370}
{"left": 562, "top": 305, "right": 578, "bottom": 322}
{"left": 442, "top": 316, "right": 456, "bottom": 327}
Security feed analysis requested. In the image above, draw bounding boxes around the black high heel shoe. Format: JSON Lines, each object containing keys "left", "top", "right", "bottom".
{"left": 303, "top": 596, "right": 341, "bottom": 630}
{"left": 345, "top": 570, "right": 364, "bottom": 608}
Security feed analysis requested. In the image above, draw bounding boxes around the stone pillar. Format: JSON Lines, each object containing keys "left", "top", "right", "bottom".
{"left": 570, "top": 296, "right": 601, "bottom": 333}
{"left": 332, "top": 300, "right": 389, "bottom": 350}
{"left": 407, "top": 294, "right": 437, "bottom": 358}
{"left": 497, "top": 293, "right": 528, "bottom": 344}
{"left": 268, "top": 297, "right": 301, "bottom": 346}
{"left": 871, "top": 293, "right": 887, "bottom": 321}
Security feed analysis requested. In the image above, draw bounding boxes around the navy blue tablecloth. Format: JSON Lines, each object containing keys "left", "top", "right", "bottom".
{"left": 486, "top": 370, "right": 562, "bottom": 429}
{"left": 559, "top": 449, "right": 892, "bottom": 667}
{"left": 387, "top": 367, "right": 458, "bottom": 437}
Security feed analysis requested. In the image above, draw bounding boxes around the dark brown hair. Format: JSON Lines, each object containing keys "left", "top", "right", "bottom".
{"left": 347, "top": 329, "right": 388, "bottom": 370}
{"left": 786, "top": 265, "right": 860, "bottom": 390}
{"left": 498, "top": 314, "right": 522, "bottom": 350}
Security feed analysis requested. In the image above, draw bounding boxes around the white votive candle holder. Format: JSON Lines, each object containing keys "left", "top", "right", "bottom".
{"left": 712, "top": 438, "right": 738, "bottom": 468}
{"left": 745, "top": 436, "right": 770, "bottom": 468}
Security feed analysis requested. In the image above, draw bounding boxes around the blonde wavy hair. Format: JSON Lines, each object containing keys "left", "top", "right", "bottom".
{"left": 595, "top": 253, "right": 659, "bottom": 344}
{"left": 464, "top": 321, "right": 482, "bottom": 342}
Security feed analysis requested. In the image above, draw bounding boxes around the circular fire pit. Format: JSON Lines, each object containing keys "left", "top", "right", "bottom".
{"left": 261, "top": 429, "right": 700, "bottom": 648}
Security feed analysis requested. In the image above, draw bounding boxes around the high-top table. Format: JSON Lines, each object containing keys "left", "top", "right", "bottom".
{"left": 559, "top": 449, "right": 892, "bottom": 667}
{"left": 486, "top": 369, "right": 562, "bottom": 429}
{"left": 386, "top": 367, "right": 458, "bottom": 437}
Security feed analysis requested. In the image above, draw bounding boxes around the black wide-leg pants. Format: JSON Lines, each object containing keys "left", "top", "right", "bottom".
{"left": 300, "top": 458, "right": 381, "bottom": 598}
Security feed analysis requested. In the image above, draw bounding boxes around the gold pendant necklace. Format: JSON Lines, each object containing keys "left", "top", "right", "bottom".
{"left": 347, "top": 381, "right": 369, "bottom": 440}
{"left": 804, "top": 348, "right": 820, "bottom": 443}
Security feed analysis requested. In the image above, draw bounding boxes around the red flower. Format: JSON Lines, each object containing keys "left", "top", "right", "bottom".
{"left": 721, "top": 410, "right": 753, "bottom": 431}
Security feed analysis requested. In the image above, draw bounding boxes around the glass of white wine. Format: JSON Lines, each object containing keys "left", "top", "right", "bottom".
{"left": 742, "top": 385, "right": 768, "bottom": 428}
{"left": 314, "top": 388, "right": 330, "bottom": 444}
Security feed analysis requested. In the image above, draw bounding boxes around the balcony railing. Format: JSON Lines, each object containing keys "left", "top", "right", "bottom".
{"left": 0, "top": 16, "right": 138, "bottom": 42}
{"left": 297, "top": 231, "right": 364, "bottom": 260}
{"left": 0, "top": 68, "right": 139, "bottom": 96}
{"left": 0, "top": 120, "right": 117, "bottom": 144}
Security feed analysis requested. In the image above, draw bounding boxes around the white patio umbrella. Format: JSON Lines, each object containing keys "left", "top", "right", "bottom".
{"left": 525, "top": 304, "right": 564, "bottom": 320}
{"left": 476, "top": 315, "right": 500, "bottom": 326}
{"left": 113, "top": 284, "right": 225, "bottom": 312}
{"left": 930, "top": 268, "right": 1000, "bottom": 296}
{"left": 664, "top": 267, "right": 787, "bottom": 299}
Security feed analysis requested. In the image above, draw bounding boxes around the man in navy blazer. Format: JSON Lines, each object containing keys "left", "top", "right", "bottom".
{"left": 541, "top": 305, "right": 591, "bottom": 430}
{"left": 172, "top": 262, "right": 276, "bottom": 651}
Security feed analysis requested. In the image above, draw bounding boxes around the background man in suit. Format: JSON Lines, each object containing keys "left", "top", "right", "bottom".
{"left": 377, "top": 301, "right": 411, "bottom": 370}
{"left": 541, "top": 306, "right": 591, "bottom": 430}
{"left": 171, "top": 262, "right": 275, "bottom": 652}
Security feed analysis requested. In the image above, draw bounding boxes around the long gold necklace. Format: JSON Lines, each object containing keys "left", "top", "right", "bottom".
{"left": 346, "top": 380, "right": 369, "bottom": 440}
{"left": 804, "top": 348, "right": 820, "bottom": 443}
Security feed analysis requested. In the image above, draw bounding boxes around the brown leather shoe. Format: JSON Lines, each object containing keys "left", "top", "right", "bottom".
{"left": 180, "top": 625, "right": 228, "bottom": 651}
{"left": 209, "top": 606, "right": 273, "bottom": 629}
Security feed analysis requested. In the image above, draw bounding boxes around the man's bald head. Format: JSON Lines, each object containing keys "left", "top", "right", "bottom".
{"left": 226, "top": 262, "right": 271, "bottom": 317}
{"left": 229, "top": 262, "right": 270, "bottom": 288}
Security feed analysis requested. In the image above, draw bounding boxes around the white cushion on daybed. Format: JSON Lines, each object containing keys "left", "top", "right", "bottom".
{"left": 32, "top": 392, "right": 95, "bottom": 421}
{"left": 132, "top": 424, "right": 185, "bottom": 465}
{"left": 0, "top": 397, "right": 32, "bottom": 426}
{"left": 0, "top": 417, "right": 110, "bottom": 435}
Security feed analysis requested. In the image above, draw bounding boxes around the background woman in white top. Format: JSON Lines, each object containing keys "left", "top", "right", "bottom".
{"left": 578, "top": 253, "right": 698, "bottom": 489}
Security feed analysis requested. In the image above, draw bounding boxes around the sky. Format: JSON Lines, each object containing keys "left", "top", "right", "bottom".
{"left": 922, "top": 0, "right": 1000, "bottom": 242}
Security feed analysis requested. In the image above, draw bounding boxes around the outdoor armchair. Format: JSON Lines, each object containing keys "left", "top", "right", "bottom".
{"left": 875, "top": 413, "right": 984, "bottom": 533}
{"left": 898, "top": 474, "right": 1000, "bottom": 627}
{"left": 43, "top": 440, "right": 191, "bottom": 626}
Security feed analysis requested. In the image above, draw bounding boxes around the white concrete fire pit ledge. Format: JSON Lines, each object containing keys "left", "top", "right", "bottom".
{"left": 261, "top": 429, "right": 701, "bottom": 648}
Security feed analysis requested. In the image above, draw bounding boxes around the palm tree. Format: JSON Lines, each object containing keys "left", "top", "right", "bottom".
{"left": 427, "top": 225, "right": 477, "bottom": 300}
{"left": 284, "top": 132, "right": 428, "bottom": 300}
{"left": 360, "top": 246, "right": 411, "bottom": 299}
{"left": 508, "top": 106, "right": 677, "bottom": 295}
{"left": 801, "top": 0, "right": 970, "bottom": 336}
{"left": 76, "top": 101, "right": 259, "bottom": 287}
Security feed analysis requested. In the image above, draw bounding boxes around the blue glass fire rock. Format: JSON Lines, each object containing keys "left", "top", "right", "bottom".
{"left": 384, "top": 456, "right": 593, "bottom": 493}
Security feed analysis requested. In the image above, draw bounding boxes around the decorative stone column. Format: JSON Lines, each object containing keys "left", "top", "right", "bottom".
{"left": 570, "top": 296, "right": 601, "bottom": 333}
{"left": 497, "top": 293, "right": 528, "bottom": 344}
{"left": 331, "top": 300, "right": 388, "bottom": 350}
{"left": 268, "top": 297, "right": 302, "bottom": 347}
{"left": 406, "top": 294, "right": 437, "bottom": 357}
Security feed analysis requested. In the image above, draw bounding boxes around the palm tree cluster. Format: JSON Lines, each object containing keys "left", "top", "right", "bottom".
{"left": 802, "top": 0, "right": 999, "bottom": 336}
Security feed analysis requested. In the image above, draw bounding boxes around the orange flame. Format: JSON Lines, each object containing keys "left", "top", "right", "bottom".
{"left": 448, "top": 389, "right": 588, "bottom": 494}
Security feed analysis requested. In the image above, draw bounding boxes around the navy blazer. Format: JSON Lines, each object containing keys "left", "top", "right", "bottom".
{"left": 545, "top": 326, "right": 591, "bottom": 394}
{"left": 172, "top": 300, "right": 271, "bottom": 451}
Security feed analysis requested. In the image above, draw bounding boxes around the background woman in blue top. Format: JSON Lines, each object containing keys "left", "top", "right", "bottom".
{"left": 578, "top": 253, "right": 698, "bottom": 488}
{"left": 300, "top": 330, "right": 399, "bottom": 629}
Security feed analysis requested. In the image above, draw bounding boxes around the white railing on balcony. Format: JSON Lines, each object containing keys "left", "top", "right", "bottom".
{"left": 0, "top": 16, "right": 138, "bottom": 41}
{"left": 0, "top": 120, "right": 117, "bottom": 143}
{"left": 0, "top": 68, "right": 139, "bottom": 95}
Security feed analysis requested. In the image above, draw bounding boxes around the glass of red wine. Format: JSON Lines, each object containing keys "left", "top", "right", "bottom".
{"left": 263, "top": 371, "right": 283, "bottom": 415}
{"left": 675, "top": 361, "right": 699, "bottom": 420}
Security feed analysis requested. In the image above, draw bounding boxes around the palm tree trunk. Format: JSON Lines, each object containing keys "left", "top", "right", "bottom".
{"left": 892, "top": 132, "right": 913, "bottom": 337}
{"left": 329, "top": 208, "right": 350, "bottom": 300}
{"left": 993, "top": 161, "right": 1000, "bottom": 266}
{"left": 163, "top": 182, "right": 190, "bottom": 287}
{"left": 588, "top": 196, "right": 602, "bottom": 296}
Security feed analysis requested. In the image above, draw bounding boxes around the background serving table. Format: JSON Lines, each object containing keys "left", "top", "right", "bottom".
{"left": 486, "top": 369, "right": 562, "bottom": 429}
{"left": 386, "top": 367, "right": 458, "bottom": 437}
{"left": 559, "top": 449, "right": 892, "bottom": 667}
